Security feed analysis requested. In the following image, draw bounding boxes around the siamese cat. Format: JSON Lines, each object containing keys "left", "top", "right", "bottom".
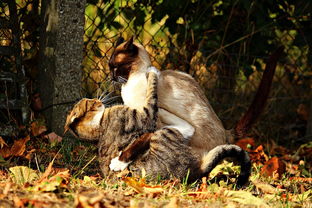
{"left": 109, "top": 37, "right": 280, "bottom": 157}
{"left": 64, "top": 70, "right": 251, "bottom": 186}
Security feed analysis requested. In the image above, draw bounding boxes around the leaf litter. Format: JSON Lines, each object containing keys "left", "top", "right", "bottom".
{"left": 0, "top": 128, "right": 312, "bottom": 207}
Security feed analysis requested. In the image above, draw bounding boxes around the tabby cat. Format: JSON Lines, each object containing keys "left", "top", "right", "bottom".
{"left": 64, "top": 70, "right": 251, "bottom": 186}
{"left": 109, "top": 37, "right": 281, "bottom": 157}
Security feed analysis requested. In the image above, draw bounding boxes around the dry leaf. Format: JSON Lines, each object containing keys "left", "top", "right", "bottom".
{"left": 37, "top": 161, "right": 54, "bottom": 183}
{"left": 289, "top": 177, "right": 312, "bottom": 182}
{"left": 123, "top": 177, "right": 164, "bottom": 194}
{"left": 261, "top": 157, "right": 286, "bottom": 179}
{"left": 10, "top": 136, "right": 30, "bottom": 157}
{"left": 0, "top": 136, "right": 30, "bottom": 159}
{"left": 0, "top": 145, "right": 11, "bottom": 158}
{"left": 253, "top": 180, "right": 284, "bottom": 194}
{"left": 164, "top": 197, "right": 179, "bottom": 208}
{"left": 236, "top": 137, "right": 255, "bottom": 151}
{"left": 44, "top": 132, "right": 62, "bottom": 143}
{"left": 0, "top": 136, "right": 8, "bottom": 149}
{"left": 224, "top": 190, "right": 269, "bottom": 207}
{"left": 249, "top": 145, "right": 269, "bottom": 164}
{"left": 33, "top": 169, "right": 70, "bottom": 192}
{"left": 9, "top": 166, "right": 39, "bottom": 184}
{"left": 31, "top": 121, "right": 47, "bottom": 136}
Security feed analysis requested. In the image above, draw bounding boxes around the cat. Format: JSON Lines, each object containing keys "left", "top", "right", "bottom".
{"left": 109, "top": 37, "right": 281, "bottom": 158}
{"left": 64, "top": 70, "right": 251, "bottom": 186}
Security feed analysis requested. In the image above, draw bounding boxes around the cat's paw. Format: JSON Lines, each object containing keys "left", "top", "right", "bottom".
{"left": 147, "top": 66, "right": 160, "bottom": 77}
{"left": 109, "top": 154, "right": 131, "bottom": 172}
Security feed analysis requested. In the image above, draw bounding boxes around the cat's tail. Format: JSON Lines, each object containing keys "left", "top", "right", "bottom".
{"left": 231, "top": 46, "right": 284, "bottom": 141}
{"left": 199, "top": 144, "right": 251, "bottom": 187}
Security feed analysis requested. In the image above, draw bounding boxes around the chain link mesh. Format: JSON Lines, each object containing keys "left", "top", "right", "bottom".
{"left": 83, "top": 0, "right": 311, "bottom": 144}
{"left": 0, "top": 0, "right": 310, "bottom": 143}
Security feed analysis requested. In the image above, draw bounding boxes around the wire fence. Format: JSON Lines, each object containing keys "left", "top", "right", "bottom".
{"left": 82, "top": 0, "right": 311, "bottom": 145}
{"left": 0, "top": 0, "right": 310, "bottom": 145}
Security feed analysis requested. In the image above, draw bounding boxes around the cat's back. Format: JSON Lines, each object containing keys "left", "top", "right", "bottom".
{"left": 158, "top": 70, "right": 227, "bottom": 155}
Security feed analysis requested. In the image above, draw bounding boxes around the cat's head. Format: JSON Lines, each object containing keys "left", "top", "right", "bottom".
{"left": 64, "top": 98, "right": 105, "bottom": 140}
{"left": 109, "top": 37, "right": 151, "bottom": 83}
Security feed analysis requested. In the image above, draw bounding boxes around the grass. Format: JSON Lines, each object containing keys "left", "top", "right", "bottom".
{"left": 0, "top": 135, "right": 311, "bottom": 208}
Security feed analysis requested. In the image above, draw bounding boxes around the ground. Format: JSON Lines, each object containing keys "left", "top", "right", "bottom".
{"left": 0, "top": 124, "right": 311, "bottom": 208}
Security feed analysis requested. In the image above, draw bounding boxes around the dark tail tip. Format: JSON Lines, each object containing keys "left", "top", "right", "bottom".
{"left": 236, "top": 151, "right": 252, "bottom": 188}
{"left": 201, "top": 145, "right": 251, "bottom": 188}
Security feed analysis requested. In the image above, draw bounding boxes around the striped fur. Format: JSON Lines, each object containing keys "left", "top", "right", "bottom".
{"left": 65, "top": 71, "right": 251, "bottom": 185}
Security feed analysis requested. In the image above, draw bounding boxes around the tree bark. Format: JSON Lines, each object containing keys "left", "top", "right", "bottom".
{"left": 38, "top": 0, "right": 86, "bottom": 134}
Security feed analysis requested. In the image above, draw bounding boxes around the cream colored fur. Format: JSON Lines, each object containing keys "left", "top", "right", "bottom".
{"left": 121, "top": 42, "right": 228, "bottom": 157}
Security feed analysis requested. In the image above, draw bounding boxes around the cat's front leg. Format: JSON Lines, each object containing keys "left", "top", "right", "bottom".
{"left": 110, "top": 151, "right": 132, "bottom": 171}
{"left": 109, "top": 133, "right": 153, "bottom": 172}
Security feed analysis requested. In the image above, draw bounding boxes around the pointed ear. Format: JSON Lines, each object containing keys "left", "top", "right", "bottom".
{"left": 124, "top": 36, "right": 135, "bottom": 51}
{"left": 116, "top": 36, "right": 124, "bottom": 46}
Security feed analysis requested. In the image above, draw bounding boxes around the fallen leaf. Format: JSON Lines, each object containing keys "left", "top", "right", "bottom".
{"left": 10, "top": 136, "right": 30, "bottom": 157}
{"left": 123, "top": 177, "right": 164, "bottom": 194}
{"left": 164, "top": 197, "right": 179, "bottom": 208}
{"left": 0, "top": 145, "right": 11, "bottom": 158}
{"left": 0, "top": 136, "right": 30, "bottom": 159}
{"left": 33, "top": 169, "right": 70, "bottom": 192}
{"left": 9, "top": 166, "right": 39, "bottom": 184}
{"left": 44, "top": 132, "right": 62, "bottom": 143}
{"left": 261, "top": 157, "right": 286, "bottom": 179}
{"left": 31, "top": 121, "right": 47, "bottom": 136}
{"left": 0, "top": 136, "right": 8, "bottom": 149}
{"left": 253, "top": 180, "right": 284, "bottom": 194}
{"left": 236, "top": 137, "right": 255, "bottom": 151}
{"left": 289, "top": 177, "right": 312, "bottom": 182}
{"left": 37, "top": 161, "right": 54, "bottom": 183}
{"left": 224, "top": 190, "right": 269, "bottom": 207}
{"left": 249, "top": 145, "right": 269, "bottom": 164}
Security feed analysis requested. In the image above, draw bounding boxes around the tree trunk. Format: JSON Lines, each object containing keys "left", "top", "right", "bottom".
{"left": 38, "top": 0, "right": 86, "bottom": 134}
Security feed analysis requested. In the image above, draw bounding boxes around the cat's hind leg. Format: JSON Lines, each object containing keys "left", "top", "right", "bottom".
{"left": 109, "top": 133, "right": 153, "bottom": 171}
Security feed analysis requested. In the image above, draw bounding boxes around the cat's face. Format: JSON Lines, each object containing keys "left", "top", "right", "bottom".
{"left": 109, "top": 37, "right": 151, "bottom": 83}
{"left": 64, "top": 98, "right": 104, "bottom": 140}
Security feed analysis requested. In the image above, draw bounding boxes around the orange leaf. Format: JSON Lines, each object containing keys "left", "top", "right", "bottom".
{"left": 289, "top": 177, "right": 312, "bottom": 182}
{"left": 123, "top": 177, "right": 164, "bottom": 194}
{"left": 248, "top": 145, "right": 269, "bottom": 164}
{"left": 236, "top": 138, "right": 255, "bottom": 151}
{"left": 0, "top": 146, "right": 11, "bottom": 158}
{"left": 0, "top": 136, "right": 8, "bottom": 149}
{"left": 44, "top": 132, "right": 62, "bottom": 143}
{"left": 10, "top": 136, "right": 30, "bottom": 157}
{"left": 0, "top": 136, "right": 30, "bottom": 158}
{"left": 37, "top": 161, "right": 54, "bottom": 183}
{"left": 30, "top": 121, "right": 47, "bottom": 136}
{"left": 261, "top": 157, "right": 286, "bottom": 179}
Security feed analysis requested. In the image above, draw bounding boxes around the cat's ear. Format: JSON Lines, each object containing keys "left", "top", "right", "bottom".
{"left": 116, "top": 36, "right": 124, "bottom": 46}
{"left": 124, "top": 36, "right": 135, "bottom": 51}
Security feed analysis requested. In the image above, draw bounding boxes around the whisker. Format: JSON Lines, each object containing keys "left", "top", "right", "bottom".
{"left": 99, "top": 90, "right": 107, "bottom": 100}
{"left": 100, "top": 91, "right": 111, "bottom": 101}
{"left": 103, "top": 99, "right": 119, "bottom": 106}
{"left": 117, "top": 76, "right": 128, "bottom": 83}
{"left": 102, "top": 95, "right": 120, "bottom": 104}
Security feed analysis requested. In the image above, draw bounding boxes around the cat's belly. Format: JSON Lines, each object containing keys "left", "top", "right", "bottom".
{"left": 122, "top": 70, "right": 227, "bottom": 156}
